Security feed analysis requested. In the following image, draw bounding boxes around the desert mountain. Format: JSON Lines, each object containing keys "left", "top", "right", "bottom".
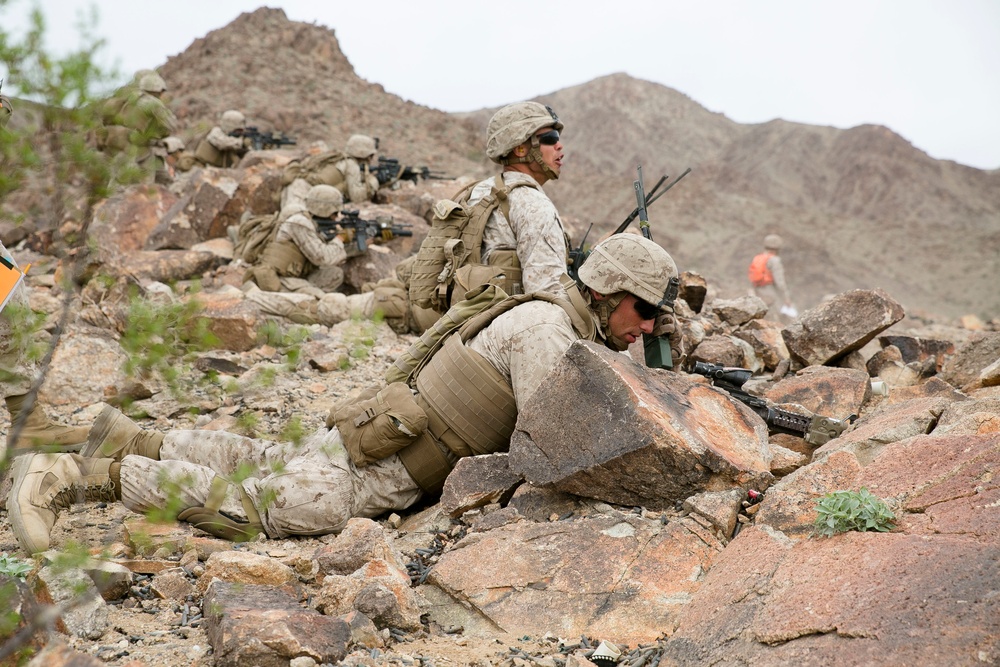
{"left": 154, "top": 7, "right": 1000, "bottom": 323}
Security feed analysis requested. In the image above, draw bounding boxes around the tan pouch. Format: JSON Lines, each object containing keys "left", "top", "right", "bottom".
{"left": 332, "top": 383, "right": 428, "bottom": 467}
{"left": 454, "top": 256, "right": 523, "bottom": 303}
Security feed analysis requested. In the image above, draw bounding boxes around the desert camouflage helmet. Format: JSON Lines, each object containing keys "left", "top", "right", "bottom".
{"left": 764, "top": 234, "right": 783, "bottom": 250}
{"left": 345, "top": 134, "right": 377, "bottom": 159}
{"left": 305, "top": 184, "right": 343, "bottom": 219}
{"left": 138, "top": 72, "right": 167, "bottom": 94}
{"left": 486, "top": 101, "right": 563, "bottom": 163}
{"left": 220, "top": 110, "right": 246, "bottom": 134}
{"left": 579, "top": 235, "right": 679, "bottom": 311}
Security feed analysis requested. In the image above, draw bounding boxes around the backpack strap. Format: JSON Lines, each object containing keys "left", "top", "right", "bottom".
{"left": 462, "top": 173, "right": 542, "bottom": 264}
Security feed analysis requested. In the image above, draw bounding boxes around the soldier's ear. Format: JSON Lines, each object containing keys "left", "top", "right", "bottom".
{"left": 513, "top": 144, "right": 528, "bottom": 157}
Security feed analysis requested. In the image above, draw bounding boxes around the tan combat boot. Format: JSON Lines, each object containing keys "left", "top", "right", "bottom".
{"left": 5, "top": 453, "right": 116, "bottom": 554}
{"left": 81, "top": 405, "right": 164, "bottom": 462}
{"left": 5, "top": 394, "right": 90, "bottom": 453}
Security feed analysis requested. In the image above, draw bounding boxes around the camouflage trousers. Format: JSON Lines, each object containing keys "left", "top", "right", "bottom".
{"left": 119, "top": 426, "right": 423, "bottom": 538}
{"left": 245, "top": 288, "right": 375, "bottom": 326}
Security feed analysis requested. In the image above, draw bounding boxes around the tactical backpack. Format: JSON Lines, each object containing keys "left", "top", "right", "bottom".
{"left": 406, "top": 174, "right": 539, "bottom": 313}
{"left": 233, "top": 212, "right": 280, "bottom": 264}
{"left": 281, "top": 149, "right": 346, "bottom": 187}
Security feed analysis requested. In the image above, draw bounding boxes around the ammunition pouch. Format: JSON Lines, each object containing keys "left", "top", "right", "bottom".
{"left": 332, "top": 382, "right": 428, "bottom": 467}
{"left": 259, "top": 239, "right": 313, "bottom": 279}
{"left": 193, "top": 138, "right": 224, "bottom": 167}
{"left": 454, "top": 250, "right": 523, "bottom": 301}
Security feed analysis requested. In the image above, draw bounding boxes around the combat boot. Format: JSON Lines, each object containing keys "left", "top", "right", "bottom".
{"left": 81, "top": 405, "right": 164, "bottom": 462}
{"left": 6, "top": 453, "right": 116, "bottom": 554}
{"left": 5, "top": 394, "right": 90, "bottom": 453}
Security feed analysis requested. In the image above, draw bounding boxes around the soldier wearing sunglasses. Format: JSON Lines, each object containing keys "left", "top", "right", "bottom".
{"left": 472, "top": 101, "right": 570, "bottom": 299}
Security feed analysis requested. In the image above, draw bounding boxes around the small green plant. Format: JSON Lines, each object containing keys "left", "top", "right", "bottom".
{"left": 119, "top": 289, "right": 219, "bottom": 397}
{"left": 813, "top": 488, "right": 896, "bottom": 537}
{"left": 343, "top": 316, "right": 378, "bottom": 365}
{"left": 0, "top": 553, "right": 33, "bottom": 579}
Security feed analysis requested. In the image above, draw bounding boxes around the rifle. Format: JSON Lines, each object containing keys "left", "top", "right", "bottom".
{"left": 230, "top": 126, "right": 297, "bottom": 151}
{"left": 690, "top": 362, "right": 856, "bottom": 446}
{"left": 566, "top": 168, "right": 690, "bottom": 284}
{"left": 374, "top": 157, "right": 451, "bottom": 186}
{"left": 314, "top": 210, "right": 413, "bottom": 253}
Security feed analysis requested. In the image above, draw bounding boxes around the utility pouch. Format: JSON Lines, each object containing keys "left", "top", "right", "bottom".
{"left": 454, "top": 252, "right": 523, "bottom": 300}
{"left": 332, "top": 382, "right": 428, "bottom": 467}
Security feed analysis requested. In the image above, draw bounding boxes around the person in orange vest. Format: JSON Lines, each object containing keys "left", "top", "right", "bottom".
{"left": 748, "top": 234, "right": 795, "bottom": 321}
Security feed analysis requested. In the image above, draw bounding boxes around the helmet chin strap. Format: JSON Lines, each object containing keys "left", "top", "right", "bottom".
{"left": 501, "top": 136, "right": 559, "bottom": 180}
{"left": 528, "top": 136, "right": 559, "bottom": 181}
{"left": 591, "top": 291, "right": 629, "bottom": 351}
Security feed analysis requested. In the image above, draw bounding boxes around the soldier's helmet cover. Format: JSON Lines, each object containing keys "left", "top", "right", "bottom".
{"left": 486, "top": 101, "right": 563, "bottom": 163}
{"left": 345, "top": 134, "right": 377, "bottom": 159}
{"left": 220, "top": 110, "right": 246, "bottom": 134}
{"left": 578, "top": 235, "right": 678, "bottom": 311}
{"left": 305, "top": 184, "right": 344, "bottom": 219}
{"left": 138, "top": 72, "right": 167, "bottom": 93}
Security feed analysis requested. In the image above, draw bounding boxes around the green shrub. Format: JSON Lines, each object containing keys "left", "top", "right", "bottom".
{"left": 0, "top": 553, "right": 32, "bottom": 579}
{"left": 813, "top": 488, "right": 896, "bottom": 537}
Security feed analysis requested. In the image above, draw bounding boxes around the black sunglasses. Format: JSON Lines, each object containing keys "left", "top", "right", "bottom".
{"left": 535, "top": 129, "right": 560, "bottom": 146}
{"left": 633, "top": 297, "right": 660, "bottom": 321}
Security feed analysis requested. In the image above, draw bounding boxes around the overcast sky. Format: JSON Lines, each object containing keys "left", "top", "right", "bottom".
{"left": 5, "top": 0, "right": 999, "bottom": 170}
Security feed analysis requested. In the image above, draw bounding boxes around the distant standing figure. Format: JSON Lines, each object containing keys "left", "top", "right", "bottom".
{"left": 114, "top": 71, "right": 177, "bottom": 183}
{"left": 748, "top": 234, "right": 794, "bottom": 320}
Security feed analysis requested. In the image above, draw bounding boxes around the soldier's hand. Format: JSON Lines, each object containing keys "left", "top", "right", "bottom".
{"left": 652, "top": 311, "right": 688, "bottom": 368}
{"left": 336, "top": 229, "right": 354, "bottom": 244}
{"left": 651, "top": 311, "right": 678, "bottom": 338}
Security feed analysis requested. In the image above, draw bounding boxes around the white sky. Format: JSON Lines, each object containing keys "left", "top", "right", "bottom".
{"left": 7, "top": 0, "right": 1000, "bottom": 170}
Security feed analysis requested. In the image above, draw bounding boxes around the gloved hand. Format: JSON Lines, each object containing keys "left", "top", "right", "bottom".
{"left": 651, "top": 310, "right": 678, "bottom": 338}
{"left": 651, "top": 311, "right": 687, "bottom": 368}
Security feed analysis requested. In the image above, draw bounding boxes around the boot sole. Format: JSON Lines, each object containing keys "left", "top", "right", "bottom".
{"left": 6, "top": 455, "right": 43, "bottom": 555}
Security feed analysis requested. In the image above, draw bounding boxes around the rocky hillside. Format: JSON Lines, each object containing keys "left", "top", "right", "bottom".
{"left": 0, "top": 7, "right": 999, "bottom": 662}
{"left": 150, "top": 7, "right": 1000, "bottom": 322}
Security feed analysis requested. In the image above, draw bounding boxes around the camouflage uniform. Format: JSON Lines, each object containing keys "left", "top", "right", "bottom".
{"left": 335, "top": 155, "right": 380, "bottom": 204}
{"left": 116, "top": 296, "right": 597, "bottom": 537}
{"left": 6, "top": 235, "right": 679, "bottom": 552}
{"left": 245, "top": 186, "right": 350, "bottom": 296}
{"left": 191, "top": 110, "right": 249, "bottom": 169}
{"left": 471, "top": 171, "right": 568, "bottom": 297}
{"left": 339, "top": 134, "right": 381, "bottom": 203}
